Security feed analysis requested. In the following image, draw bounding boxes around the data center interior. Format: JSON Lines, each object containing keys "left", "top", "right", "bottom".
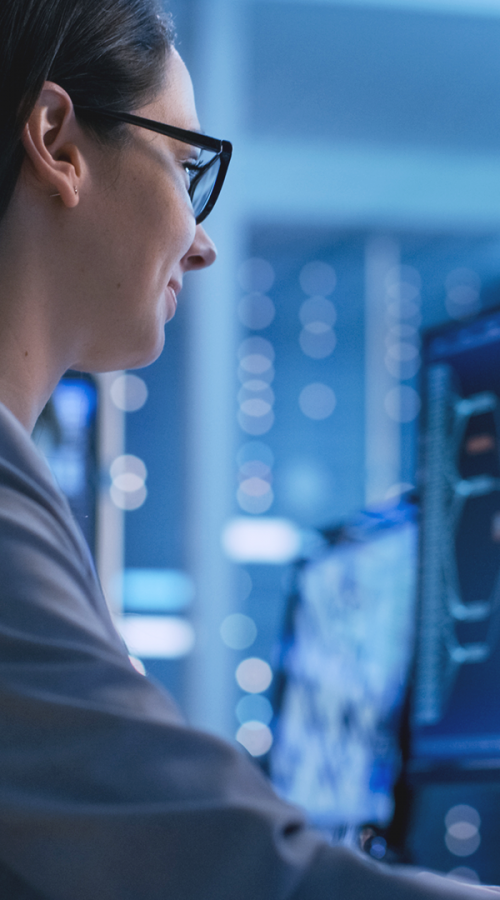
{"left": 32, "top": 0, "right": 500, "bottom": 886}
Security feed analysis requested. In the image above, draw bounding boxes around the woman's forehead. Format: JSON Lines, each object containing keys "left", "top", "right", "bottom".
{"left": 148, "top": 49, "right": 200, "bottom": 133}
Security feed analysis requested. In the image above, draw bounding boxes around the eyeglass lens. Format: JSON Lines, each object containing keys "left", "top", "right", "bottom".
{"left": 190, "top": 154, "right": 221, "bottom": 219}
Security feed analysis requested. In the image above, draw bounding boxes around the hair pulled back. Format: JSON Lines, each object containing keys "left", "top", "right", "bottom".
{"left": 0, "top": 0, "right": 175, "bottom": 221}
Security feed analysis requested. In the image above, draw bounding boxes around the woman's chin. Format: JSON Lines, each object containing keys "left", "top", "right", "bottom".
{"left": 74, "top": 328, "right": 166, "bottom": 374}
{"left": 130, "top": 329, "right": 166, "bottom": 369}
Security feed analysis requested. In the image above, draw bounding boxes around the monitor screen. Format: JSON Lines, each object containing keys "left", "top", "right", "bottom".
{"left": 33, "top": 372, "right": 99, "bottom": 555}
{"left": 411, "top": 308, "right": 500, "bottom": 773}
{"left": 270, "top": 501, "right": 418, "bottom": 829}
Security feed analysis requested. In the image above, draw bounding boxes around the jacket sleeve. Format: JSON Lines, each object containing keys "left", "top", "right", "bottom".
{"left": 0, "top": 436, "right": 497, "bottom": 900}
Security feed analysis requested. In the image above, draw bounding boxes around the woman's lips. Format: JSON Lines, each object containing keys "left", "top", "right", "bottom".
{"left": 165, "top": 285, "right": 178, "bottom": 320}
{"left": 168, "top": 279, "right": 182, "bottom": 298}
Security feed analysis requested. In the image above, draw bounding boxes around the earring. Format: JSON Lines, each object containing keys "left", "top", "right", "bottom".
{"left": 50, "top": 187, "right": 78, "bottom": 198}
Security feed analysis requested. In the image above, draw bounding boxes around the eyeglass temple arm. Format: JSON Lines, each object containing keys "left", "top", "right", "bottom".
{"left": 74, "top": 106, "right": 225, "bottom": 155}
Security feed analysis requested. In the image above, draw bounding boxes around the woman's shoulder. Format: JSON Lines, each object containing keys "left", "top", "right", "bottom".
{"left": 0, "top": 399, "right": 125, "bottom": 655}
{"left": 0, "top": 398, "right": 95, "bottom": 602}
{"left": 0, "top": 399, "right": 94, "bottom": 561}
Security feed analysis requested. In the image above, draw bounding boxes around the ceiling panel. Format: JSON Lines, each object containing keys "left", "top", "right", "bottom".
{"left": 247, "top": 2, "right": 500, "bottom": 153}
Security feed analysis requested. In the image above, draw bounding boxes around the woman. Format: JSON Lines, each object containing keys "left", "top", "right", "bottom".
{"left": 0, "top": 1, "right": 498, "bottom": 898}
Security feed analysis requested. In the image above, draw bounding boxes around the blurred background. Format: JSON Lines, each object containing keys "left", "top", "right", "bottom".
{"left": 124, "top": 0, "right": 500, "bottom": 737}
{"left": 36, "top": 0, "right": 500, "bottom": 878}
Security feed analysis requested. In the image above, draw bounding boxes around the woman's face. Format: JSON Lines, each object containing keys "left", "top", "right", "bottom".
{"left": 71, "top": 50, "right": 217, "bottom": 373}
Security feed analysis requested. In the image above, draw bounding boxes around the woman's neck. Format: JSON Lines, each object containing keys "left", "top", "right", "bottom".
{"left": 0, "top": 210, "right": 75, "bottom": 432}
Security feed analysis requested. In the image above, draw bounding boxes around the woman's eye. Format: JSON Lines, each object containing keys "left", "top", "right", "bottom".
{"left": 183, "top": 162, "right": 201, "bottom": 185}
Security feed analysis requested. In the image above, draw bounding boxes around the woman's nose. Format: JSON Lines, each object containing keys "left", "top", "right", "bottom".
{"left": 183, "top": 225, "right": 217, "bottom": 272}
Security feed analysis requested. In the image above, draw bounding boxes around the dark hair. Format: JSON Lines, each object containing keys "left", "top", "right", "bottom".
{"left": 0, "top": 0, "right": 175, "bottom": 221}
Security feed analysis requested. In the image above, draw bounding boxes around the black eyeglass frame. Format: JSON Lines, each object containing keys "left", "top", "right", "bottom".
{"left": 75, "top": 108, "right": 232, "bottom": 224}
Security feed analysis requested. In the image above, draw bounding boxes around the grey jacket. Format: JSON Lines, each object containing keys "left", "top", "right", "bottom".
{"left": 0, "top": 401, "right": 497, "bottom": 900}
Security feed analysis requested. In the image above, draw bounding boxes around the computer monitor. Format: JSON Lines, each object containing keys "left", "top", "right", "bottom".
{"left": 33, "top": 372, "right": 99, "bottom": 556}
{"left": 410, "top": 307, "right": 500, "bottom": 776}
{"left": 270, "top": 500, "right": 418, "bottom": 831}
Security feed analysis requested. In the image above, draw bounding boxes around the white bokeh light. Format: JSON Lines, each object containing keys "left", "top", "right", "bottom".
{"left": 118, "top": 616, "right": 195, "bottom": 659}
{"left": 110, "top": 455, "right": 148, "bottom": 511}
{"left": 384, "top": 386, "right": 421, "bottom": 423}
{"left": 238, "top": 293, "right": 276, "bottom": 330}
{"left": 238, "top": 379, "right": 275, "bottom": 436}
{"left": 299, "top": 297, "right": 337, "bottom": 327}
{"left": 110, "top": 374, "right": 148, "bottom": 412}
{"left": 238, "top": 258, "right": 275, "bottom": 294}
{"left": 238, "top": 338, "right": 275, "bottom": 373}
{"left": 238, "top": 465, "right": 272, "bottom": 509}
{"left": 299, "top": 261, "right": 337, "bottom": 296}
{"left": 444, "top": 806, "right": 481, "bottom": 858}
{"left": 300, "top": 324, "right": 337, "bottom": 359}
{"left": 237, "top": 484, "right": 274, "bottom": 514}
{"left": 239, "top": 355, "right": 274, "bottom": 378}
{"left": 299, "top": 383, "right": 336, "bottom": 420}
{"left": 240, "top": 398, "right": 273, "bottom": 418}
{"left": 110, "top": 483, "right": 147, "bottom": 511}
{"left": 445, "top": 831, "right": 481, "bottom": 858}
{"left": 220, "top": 614, "right": 257, "bottom": 650}
{"left": 110, "top": 455, "right": 147, "bottom": 482}
{"left": 237, "top": 410, "right": 275, "bottom": 436}
{"left": 239, "top": 477, "right": 272, "bottom": 498}
{"left": 113, "top": 472, "right": 145, "bottom": 493}
{"left": 222, "top": 517, "right": 301, "bottom": 564}
{"left": 236, "top": 657, "right": 273, "bottom": 693}
{"left": 236, "top": 721, "right": 273, "bottom": 757}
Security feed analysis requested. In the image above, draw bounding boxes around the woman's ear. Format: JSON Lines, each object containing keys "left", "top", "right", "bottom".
{"left": 21, "top": 82, "right": 83, "bottom": 208}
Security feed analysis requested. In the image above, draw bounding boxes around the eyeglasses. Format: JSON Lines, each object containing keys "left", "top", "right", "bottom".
{"left": 75, "top": 108, "right": 233, "bottom": 225}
